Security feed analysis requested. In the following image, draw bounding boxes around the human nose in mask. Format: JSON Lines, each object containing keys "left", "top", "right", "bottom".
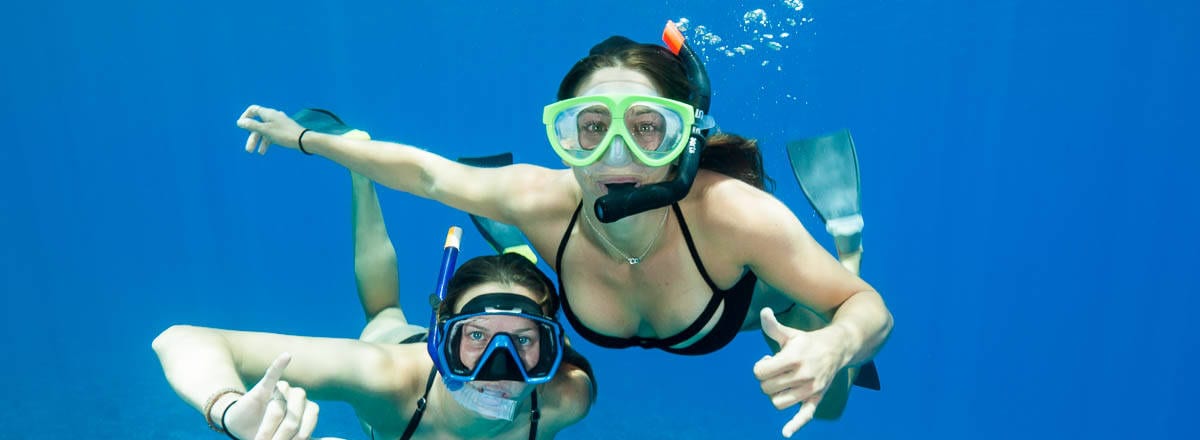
{"left": 600, "top": 136, "right": 633, "bottom": 167}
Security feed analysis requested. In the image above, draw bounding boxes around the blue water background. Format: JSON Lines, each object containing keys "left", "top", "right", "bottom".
{"left": 1, "top": 0, "right": 1196, "bottom": 438}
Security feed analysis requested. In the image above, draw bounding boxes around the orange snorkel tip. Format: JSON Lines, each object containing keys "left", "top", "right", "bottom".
{"left": 662, "top": 20, "right": 685, "bottom": 55}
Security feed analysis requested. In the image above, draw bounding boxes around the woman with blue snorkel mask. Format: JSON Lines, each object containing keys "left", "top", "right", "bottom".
{"left": 155, "top": 253, "right": 591, "bottom": 440}
{"left": 154, "top": 120, "right": 594, "bottom": 439}
{"left": 236, "top": 21, "right": 891, "bottom": 437}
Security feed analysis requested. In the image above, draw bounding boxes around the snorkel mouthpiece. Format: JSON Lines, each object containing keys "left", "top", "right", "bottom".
{"left": 595, "top": 138, "right": 701, "bottom": 222}
{"left": 428, "top": 227, "right": 465, "bottom": 391}
{"left": 594, "top": 20, "right": 712, "bottom": 223}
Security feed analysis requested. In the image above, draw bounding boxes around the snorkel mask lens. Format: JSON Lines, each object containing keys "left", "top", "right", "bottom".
{"left": 437, "top": 293, "right": 564, "bottom": 384}
{"left": 428, "top": 229, "right": 564, "bottom": 388}
{"left": 544, "top": 94, "right": 695, "bottom": 167}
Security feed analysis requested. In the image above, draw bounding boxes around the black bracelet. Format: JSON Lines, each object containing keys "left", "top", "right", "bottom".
{"left": 297, "top": 128, "right": 313, "bottom": 155}
{"left": 220, "top": 399, "right": 240, "bottom": 440}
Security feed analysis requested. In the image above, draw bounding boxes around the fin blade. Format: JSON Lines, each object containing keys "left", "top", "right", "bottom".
{"left": 292, "top": 108, "right": 354, "bottom": 135}
{"left": 456, "top": 153, "right": 537, "bottom": 264}
{"left": 458, "top": 152, "right": 514, "bottom": 168}
{"left": 786, "top": 129, "right": 862, "bottom": 224}
{"left": 853, "top": 360, "right": 881, "bottom": 390}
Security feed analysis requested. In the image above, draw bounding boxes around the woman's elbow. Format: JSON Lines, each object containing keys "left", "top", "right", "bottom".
{"left": 869, "top": 295, "right": 894, "bottom": 347}
{"left": 152, "top": 324, "right": 205, "bottom": 355}
{"left": 881, "top": 309, "right": 895, "bottom": 338}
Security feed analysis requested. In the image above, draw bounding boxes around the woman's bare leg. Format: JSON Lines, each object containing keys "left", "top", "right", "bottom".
{"left": 349, "top": 171, "right": 418, "bottom": 343}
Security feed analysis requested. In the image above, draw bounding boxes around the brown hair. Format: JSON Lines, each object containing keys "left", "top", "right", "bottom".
{"left": 437, "top": 253, "right": 559, "bottom": 318}
{"left": 556, "top": 37, "right": 774, "bottom": 192}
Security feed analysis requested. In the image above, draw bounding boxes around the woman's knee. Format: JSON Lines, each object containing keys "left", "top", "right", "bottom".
{"left": 359, "top": 307, "right": 417, "bottom": 343}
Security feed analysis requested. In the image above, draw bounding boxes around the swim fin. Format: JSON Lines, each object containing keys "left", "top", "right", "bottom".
{"left": 786, "top": 130, "right": 881, "bottom": 392}
{"left": 786, "top": 129, "right": 863, "bottom": 255}
{"left": 291, "top": 108, "right": 371, "bottom": 140}
{"left": 455, "top": 153, "right": 538, "bottom": 265}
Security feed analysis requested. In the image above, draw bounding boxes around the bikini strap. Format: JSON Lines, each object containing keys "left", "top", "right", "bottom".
{"left": 529, "top": 390, "right": 540, "bottom": 440}
{"left": 555, "top": 203, "right": 583, "bottom": 274}
{"left": 671, "top": 203, "right": 721, "bottom": 292}
{"left": 398, "top": 367, "right": 438, "bottom": 440}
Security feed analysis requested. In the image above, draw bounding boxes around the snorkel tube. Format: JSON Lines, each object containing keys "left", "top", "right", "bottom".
{"left": 427, "top": 226, "right": 465, "bottom": 391}
{"left": 594, "top": 20, "right": 712, "bottom": 223}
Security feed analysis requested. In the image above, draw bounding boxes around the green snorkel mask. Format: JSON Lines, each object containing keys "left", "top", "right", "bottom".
{"left": 544, "top": 21, "right": 714, "bottom": 223}
{"left": 543, "top": 94, "right": 697, "bottom": 167}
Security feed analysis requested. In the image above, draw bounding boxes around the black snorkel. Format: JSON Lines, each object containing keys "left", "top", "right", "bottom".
{"left": 594, "top": 21, "right": 713, "bottom": 223}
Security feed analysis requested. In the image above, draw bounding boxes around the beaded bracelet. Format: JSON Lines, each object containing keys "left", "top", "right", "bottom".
{"left": 202, "top": 388, "right": 243, "bottom": 433}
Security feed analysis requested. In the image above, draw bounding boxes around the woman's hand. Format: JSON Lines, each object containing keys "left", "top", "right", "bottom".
{"left": 223, "top": 353, "right": 344, "bottom": 440}
{"left": 236, "top": 105, "right": 305, "bottom": 155}
{"left": 753, "top": 307, "right": 852, "bottom": 438}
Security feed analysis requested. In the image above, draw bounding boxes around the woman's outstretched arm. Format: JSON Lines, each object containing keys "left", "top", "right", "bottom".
{"left": 152, "top": 325, "right": 416, "bottom": 435}
{"left": 235, "top": 104, "right": 558, "bottom": 226}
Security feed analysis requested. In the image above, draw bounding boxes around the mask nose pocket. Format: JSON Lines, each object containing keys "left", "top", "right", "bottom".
{"left": 602, "top": 136, "right": 633, "bottom": 166}
{"left": 476, "top": 337, "right": 525, "bottom": 382}
{"left": 472, "top": 333, "right": 525, "bottom": 383}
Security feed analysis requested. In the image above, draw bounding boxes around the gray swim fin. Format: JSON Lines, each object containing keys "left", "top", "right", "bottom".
{"left": 787, "top": 130, "right": 880, "bottom": 394}
{"left": 292, "top": 108, "right": 355, "bottom": 136}
{"left": 786, "top": 129, "right": 864, "bottom": 255}
{"left": 456, "top": 153, "right": 538, "bottom": 265}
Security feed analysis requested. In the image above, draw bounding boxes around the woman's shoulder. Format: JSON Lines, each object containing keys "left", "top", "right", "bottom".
{"left": 687, "top": 170, "right": 790, "bottom": 224}
{"left": 349, "top": 343, "right": 437, "bottom": 435}
{"left": 539, "top": 364, "right": 596, "bottom": 429}
{"left": 682, "top": 171, "right": 807, "bottom": 254}
{"left": 506, "top": 166, "right": 581, "bottom": 222}
{"left": 360, "top": 342, "right": 437, "bottom": 398}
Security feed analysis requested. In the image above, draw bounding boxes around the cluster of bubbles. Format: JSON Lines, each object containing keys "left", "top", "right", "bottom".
{"left": 675, "top": 1, "right": 813, "bottom": 72}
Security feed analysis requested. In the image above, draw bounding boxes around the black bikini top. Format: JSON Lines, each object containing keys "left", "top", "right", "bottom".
{"left": 555, "top": 203, "right": 757, "bottom": 355}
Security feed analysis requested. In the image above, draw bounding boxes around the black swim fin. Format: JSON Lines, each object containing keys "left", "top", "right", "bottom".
{"left": 456, "top": 153, "right": 538, "bottom": 264}
{"left": 855, "top": 360, "right": 881, "bottom": 390}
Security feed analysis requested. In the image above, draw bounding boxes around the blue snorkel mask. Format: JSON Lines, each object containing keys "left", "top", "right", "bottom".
{"left": 592, "top": 20, "right": 714, "bottom": 223}
{"left": 427, "top": 228, "right": 565, "bottom": 391}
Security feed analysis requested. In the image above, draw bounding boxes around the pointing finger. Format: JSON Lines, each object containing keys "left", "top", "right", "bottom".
{"left": 246, "top": 353, "right": 292, "bottom": 401}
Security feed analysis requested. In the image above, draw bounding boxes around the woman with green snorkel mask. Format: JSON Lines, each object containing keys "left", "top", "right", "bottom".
{"left": 235, "top": 21, "right": 891, "bottom": 437}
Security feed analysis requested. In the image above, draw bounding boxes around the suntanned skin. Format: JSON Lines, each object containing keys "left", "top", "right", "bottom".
{"left": 153, "top": 158, "right": 592, "bottom": 439}
{"left": 234, "top": 67, "right": 891, "bottom": 436}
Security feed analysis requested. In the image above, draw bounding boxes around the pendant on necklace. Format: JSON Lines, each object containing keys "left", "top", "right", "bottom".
{"left": 627, "top": 257, "right": 641, "bottom": 265}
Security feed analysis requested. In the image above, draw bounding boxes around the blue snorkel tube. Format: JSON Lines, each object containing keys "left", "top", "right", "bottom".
{"left": 594, "top": 20, "right": 713, "bottom": 223}
{"left": 427, "top": 226, "right": 465, "bottom": 390}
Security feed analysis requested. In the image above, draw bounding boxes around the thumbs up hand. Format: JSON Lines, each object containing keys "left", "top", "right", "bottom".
{"left": 753, "top": 307, "right": 852, "bottom": 438}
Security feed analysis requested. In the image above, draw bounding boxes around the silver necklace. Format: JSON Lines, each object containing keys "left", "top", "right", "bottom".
{"left": 583, "top": 207, "right": 670, "bottom": 265}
